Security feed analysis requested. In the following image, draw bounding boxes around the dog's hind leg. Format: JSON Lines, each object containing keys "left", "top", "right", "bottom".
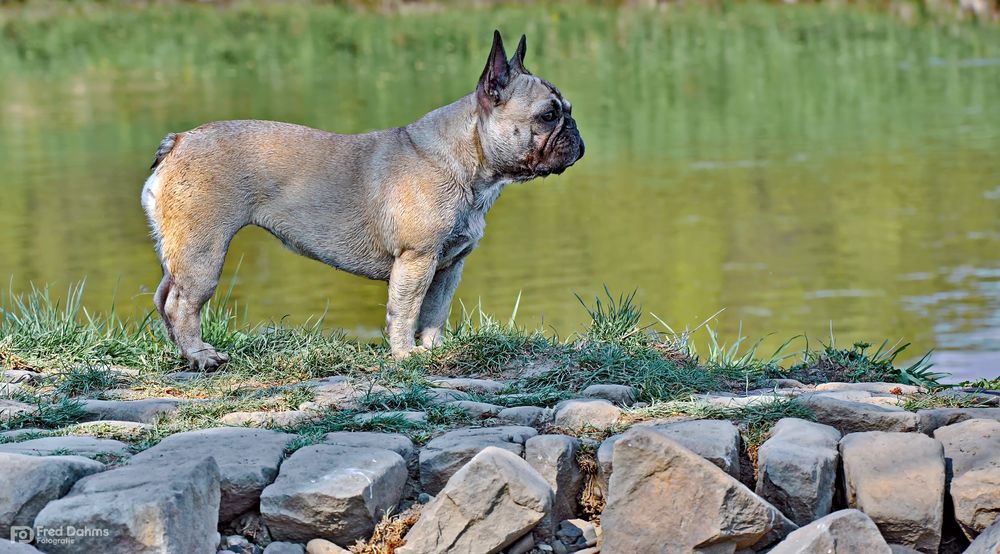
{"left": 153, "top": 273, "right": 176, "bottom": 343}
{"left": 160, "top": 232, "right": 234, "bottom": 371}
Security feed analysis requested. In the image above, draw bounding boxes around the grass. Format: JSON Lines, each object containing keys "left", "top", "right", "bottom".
{"left": 0, "top": 281, "right": 981, "bottom": 461}
{"left": 787, "top": 338, "right": 947, "bottom": 388}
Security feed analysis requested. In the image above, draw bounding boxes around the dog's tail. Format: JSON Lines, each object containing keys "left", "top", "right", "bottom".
{"left": 149, "top": 132, "right": 181, "bottom": 170}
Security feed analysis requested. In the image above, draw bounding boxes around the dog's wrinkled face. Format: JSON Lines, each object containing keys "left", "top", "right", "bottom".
{"left": 475, "top": 31, "right": 585, "bottom": 182}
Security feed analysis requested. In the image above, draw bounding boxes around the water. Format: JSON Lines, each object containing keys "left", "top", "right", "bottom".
{"left": 1, "top": 6, "right": 999, "bottom": 380}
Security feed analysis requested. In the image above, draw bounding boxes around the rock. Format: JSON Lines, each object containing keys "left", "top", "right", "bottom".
{"left": 807, "top": 389, "right": 878, "bottom": 402}
{"left": 446, "top": 400, "right": 503, "bottom": 419}
{"left": 3, "top": 370, "right": 45, "bottom": 384}
{"left": 0, "top": 429, "right": 48, "bottom": 441}
{"left": 397, "top": 447, "right": 553, "bottom": 554}
{"left": 0, "top": 400, "right": 36, "bottom": 422}
{"left": 69, "top": 420, "right": 153, "bottom": 438}
{"left": 764, "top": 378, "right": 808, "bottom": 389}
{"left": 0, "top": 436, "right": 130, "bottom": 459}
{"left": 595, "top": 434, "right": 620, "bottom": 494}
{"left": 506, "top": 533, "right": 535, "bottom": 554}
{"left": 0, "top": 453, "right": 104, "bottom": 536}
{"left": 768, "top": 509, "right": 892, "bottom": 553}
{"left": 263, "top": 543, "right": 305, "bottom": 554}
{"left": 497, "top": 406, "right": 552, "bottom": 427}
{"left": 221, "top": 410, "right": 315, "bottom": 428}
{"left": 418, "top": 426, "right": 537, "bottom": 494}
{"left": 425, "top": 388, "right": 471, "bottom": 404}
{"left": 429, "top": 378, "right": 508, "bottom": 394}
{"left": 693, "top": 393, "right": 786, "bottom": 409}
{"left": 553, "top": 399, "right": 621, "bottom": 431}
{"left": 0, "top": 539, "right": 43, "bottom": 553}
{"left": 889, "top": 545, "right": 923, "bottom": 554}
{"left": 80, "top": 398, "right": 182, "bottom": 424}
{"left": 840, "top": 431, "right": 945, "bottom": 552}
{"left": 34, "top": 457, "right": 221, "bottom": 553}
{"left": 756, "top": 418, "right": 841, "bottom": 525}
{"left": 322, "top": 431, "right": 416, "bottom": 465}
{"left": 353, "top": 411, "right": 427, "bottom": 424}
{"left": 305, "top": 538, "right": 351, "bottom": 553}
{"left": 816, "top": 382, "right": 922, "bottom": 395}
{"left": 580, "top": 384, "right": 636, "bottom": 405}
{"left": 634, "top": 419, "right": 741, "bottom": 479}
{"left": 0, "top": 382, "right": 24, "bottom": 396}
{"left": 934, "top": 389, "right": 1000, "bottom": 407}
{"left": 601, "top": 427, "right": 796, "bottom": 552}
{"left": 918, "top": 408, "right": 1000, "bottom": 435}
{"left": 966, "top": 516, "right": 1000, "bottom": 554}
{"left": 934, "top": 419, "right": 1000, "bottom": 539}
{"left": 524, "top": 435, "right": 583, "bottom": 527}
{"left": 131, "top": 427, "right": 295, "bottom": 523}
{"left": 555, "top": 519, "right": 598, "bottom": 550}
{"left": 801, "top": 395, "right": 918, "bottom": 433}
{"left": 303, "top": 376, "right": 375, "bottom": 410}
{"left": 260, "top": 444, "right": 406, "bottom": 544}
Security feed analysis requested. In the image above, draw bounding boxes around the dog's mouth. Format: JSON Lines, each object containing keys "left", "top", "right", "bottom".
{"left": 531, "top": 123, "right": 583, "bottom": 178}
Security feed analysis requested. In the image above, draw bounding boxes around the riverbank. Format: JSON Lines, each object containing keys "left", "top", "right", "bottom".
{"left": 0, "top": 283, "right": 986, "bottom": 447}
{"left": 2, "top": 287, "right": 1000, "bottom": 552}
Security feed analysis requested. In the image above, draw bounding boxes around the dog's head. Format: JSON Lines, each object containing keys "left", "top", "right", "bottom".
{"left": 475, "top": 31, "right": 584, "bottom": 181}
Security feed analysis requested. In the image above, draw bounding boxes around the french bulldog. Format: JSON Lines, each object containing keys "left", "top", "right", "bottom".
{"left": 141, "top": 30, "right": 584, "bottom": 369}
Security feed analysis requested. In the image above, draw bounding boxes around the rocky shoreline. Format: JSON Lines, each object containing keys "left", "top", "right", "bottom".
{"left": 1, "top": 373, "right": 999, "bottom": 554}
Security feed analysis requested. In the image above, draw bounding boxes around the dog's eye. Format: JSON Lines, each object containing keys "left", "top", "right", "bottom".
{"left": 540, "top": 110, "right": 558, "bottom": 122}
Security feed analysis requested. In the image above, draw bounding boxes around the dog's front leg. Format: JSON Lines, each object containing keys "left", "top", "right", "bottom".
{"left": 417, "top": 259, "right": 465, "bottom": 349}
{"left": 387, "top": 251, "right": 438, "bottom": 358}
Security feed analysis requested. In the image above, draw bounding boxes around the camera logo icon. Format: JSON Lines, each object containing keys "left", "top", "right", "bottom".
{"left": 10, "top": 526, "right": 34, "bottom": 543}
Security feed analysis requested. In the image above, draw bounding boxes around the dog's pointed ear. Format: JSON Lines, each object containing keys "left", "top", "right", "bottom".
{"left": 477, "top": 30, "right": 511, "bottom": 110}
{"left": 509, "top": 34, "right": 529, "bottom": 75}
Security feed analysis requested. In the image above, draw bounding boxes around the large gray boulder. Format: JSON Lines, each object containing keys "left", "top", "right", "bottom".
{"left": 919, "top": 408, "right": 1000, "bottom": 435}
{"left": 0, "top": 539, "right": 43, "bottom": 553}
{"left": 934, "top": 418, "right": 1000, "bottom": 539}
{"left": 966, "top": 515, "right": 1000, "bottom": 554}
{"left": 429, "top": 378, "right": 508, "bottom": 394}
{"left": 756, "top": 418, "right": 841, "bottom": 525}
{"left": 418, "top": 426, "right": 536, "bottom": 494}
{"left": 599, "top": 419, "right": 741, "bottom": 488}
{"left": 553, "top": 399, "right": 621, "bottom": 431}
{"left": 322, "top": 431, "right": 416, "bottom": 465}
{"left": 0, "top": 453, "right": 104, "bottom": 536}
{"left": 0, "top": 400, "right": 36, "bottom": 422}
{"left": 580, "top": 384, "right": 637, "bottom": 405}
{"left": 0, "top": 437, "right": 130, "bottom": 460}
{"left": 840, "top": 431, "right": 945, "bottom": 553}
{"left": 636, "top": 419, "right": 741, "bottom": 479}
{"left": 79, "top": 398, "right": 182, "bottom": 424}
{"left": 801, "top": 396, "right": 918, "bottom": 433}
{"left": 497, "top": 406, "right": 552, "bottom": 427}
{"left": 524, "top": 434, "right": 583, "bottom": 530}
{"left": 768, "top": 509, "right": 892, "bottom": 553}
{"left": 816, "top": 382, "right": 922, "bottom": 395}
{"left": 397, "top": 447, "right": 553, "bottom": 554}
{"left": 600, "top": 427, "right": 796, "bottom": 553}
{"left": 34, "top": 456, "right": 221, "bottom": 554}
{"left": 130, "top": 427, "right": 295, "bottom": 523}
{"left": 260, "top": 444, "right": 406, "bottom": 545}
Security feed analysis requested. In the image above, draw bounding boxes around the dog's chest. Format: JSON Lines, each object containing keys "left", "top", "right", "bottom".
{"left": 439, "top": 184, "right": 503, "bottom": 267}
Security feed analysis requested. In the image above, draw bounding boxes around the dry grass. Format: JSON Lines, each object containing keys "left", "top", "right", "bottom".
{"left": 576, "top": 449, "right": 604, "bottom": 525}
{"left": 350, "top": 504, "right": 423, "bottom": 554}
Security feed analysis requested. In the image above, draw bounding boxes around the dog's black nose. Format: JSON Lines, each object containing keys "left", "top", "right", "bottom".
{"left": 576, "top": 139, "right": 585, "bottom": 161}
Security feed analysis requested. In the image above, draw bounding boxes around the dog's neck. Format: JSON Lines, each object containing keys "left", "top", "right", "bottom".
{"left": 404, "top": 94, "right": 509, "bottom": 203}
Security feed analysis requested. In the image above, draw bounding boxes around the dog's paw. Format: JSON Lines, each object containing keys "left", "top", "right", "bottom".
{"left": 392, "top": 345, "right": 429, "bottom": 360}
{"left": 188, "top": 347, "right": 230, "bottom": 372}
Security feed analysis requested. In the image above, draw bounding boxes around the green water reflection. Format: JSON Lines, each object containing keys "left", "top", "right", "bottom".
{"left": 1, "top": 5, "right": 999, "bottom": 379}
